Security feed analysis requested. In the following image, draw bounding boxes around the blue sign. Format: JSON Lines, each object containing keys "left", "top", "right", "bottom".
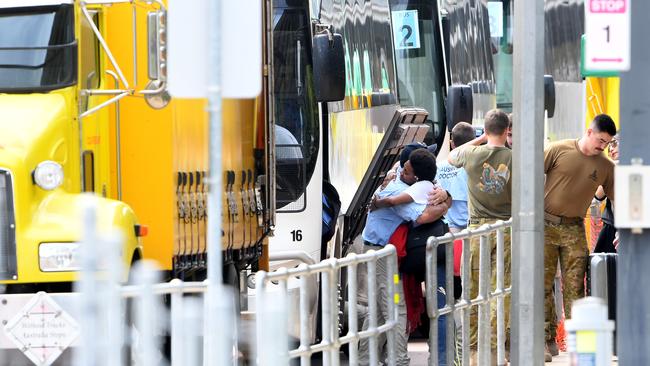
{"left": 391, "top": 10, "right": 420, "bottom": 50}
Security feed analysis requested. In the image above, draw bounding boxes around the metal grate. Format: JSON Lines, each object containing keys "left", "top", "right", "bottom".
{"left": 0, "top": 170, "right": 17, "bottom": 280}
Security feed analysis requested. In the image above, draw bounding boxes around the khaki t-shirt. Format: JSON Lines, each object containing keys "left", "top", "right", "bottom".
{"left": 450, "top": 145, "right": 512, "bottom": 219}
{"left": 544, "top": 139, "right": 615, "bottom": 218}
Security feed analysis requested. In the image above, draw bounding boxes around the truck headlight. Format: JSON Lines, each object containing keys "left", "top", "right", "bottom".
{"left": 33, "top": 161, "right": 64, "bottom": 190}
{"left": 39, "top": 243, "right": 81, "bottom": 272}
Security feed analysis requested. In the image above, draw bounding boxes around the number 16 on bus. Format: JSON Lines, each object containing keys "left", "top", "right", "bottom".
{"left": 584, "top": 0, "right": 631, "bottom": 72}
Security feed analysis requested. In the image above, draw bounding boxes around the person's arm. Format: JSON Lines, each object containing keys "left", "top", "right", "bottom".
{"left": 543, "top": 144, "right": 556, "bottom": 174}
{"left": 448, "top": 138, "right": 481, "bottom": 166}
{"left": 467, "top": 133, "right": 488, "bottom": 146}
{"left": 371, "top": 192, "right": 414, "bottom": 210}
{"left": 378, "top": 162, "right": 400, "bottom": 191}
{"left": 379, "top": 170, "right": 396, "bottom": 191}
{"left": 415, "top": 201, "right": 450, "bottom": 225}
{"left": 603, "top": 164, "right": 615, "bottom": 202}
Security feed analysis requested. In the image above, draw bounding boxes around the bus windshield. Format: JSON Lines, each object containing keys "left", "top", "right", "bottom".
{"left": 0, "top": 5, "right": 76, "bottom": 93}
{"left": 272, "top": 1, "right": 319, "bottom": 212}
{"left": 389, "top": 0, "right": 447, "bottom": 148}
{"left": 489, "top": 0, "right": 513, "bottom": 112}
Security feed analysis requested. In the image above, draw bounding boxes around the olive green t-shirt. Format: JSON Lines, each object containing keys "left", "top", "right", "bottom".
{"left": 449, "top": 145, "right": 512, "bottom": 219}
{"left": 544, "top": 139, "right": 615, "bottom": 218}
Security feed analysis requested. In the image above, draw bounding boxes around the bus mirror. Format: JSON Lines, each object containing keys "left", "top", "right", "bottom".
{"left": 147, "top": 11, "right": 166, "bottom": 82}
{"left": 446, "top": 84, "right": 473, "bottom": 131}
{"left": 313, "top": 32, "right": 345, "bottom": 102}
{"left": 544, "top": 74, "right": 556, "bottom": 118}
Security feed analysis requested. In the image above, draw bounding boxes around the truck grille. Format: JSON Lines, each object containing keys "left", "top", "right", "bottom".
{"left": 0, "top": 170, "right": 16, "bottom": 280}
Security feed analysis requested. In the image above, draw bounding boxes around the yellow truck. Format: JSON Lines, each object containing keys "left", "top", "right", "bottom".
{"left": 0, "top": 0, "right": 271, "bottom": 296}
{"left": 0, "top": 0, "right": 350, "bottom": 362}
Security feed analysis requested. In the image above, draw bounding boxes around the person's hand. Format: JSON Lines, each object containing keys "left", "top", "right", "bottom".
{"left": 380, "top": 170, "right": 396, "bottom": 190}
{"left": 427, "top": 188, "right": 449, "bottom": 206}
{"left": 367, "top": 195, "right": 378, "bottom": 212}
{"left": 478, "top": 131, "right": 488, "bottom": 144}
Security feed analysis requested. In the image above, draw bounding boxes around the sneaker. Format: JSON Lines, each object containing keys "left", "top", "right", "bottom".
{"left": 546, "top": 339, "right": 559, "bottom": 356}
{"left": 544, "top": 345, "right": 553, "bottom": 362}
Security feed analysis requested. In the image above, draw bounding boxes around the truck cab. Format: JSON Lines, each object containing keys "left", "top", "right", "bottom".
{"left": 0, "top": 1, "right": 141, "bottom": 289}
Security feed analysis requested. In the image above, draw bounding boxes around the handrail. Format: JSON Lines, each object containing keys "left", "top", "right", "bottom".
{"left": 269, "top": 250, "right": 317, "bottom": 265}
{"left": 257, "top": 244, "right": 399, "bottom": 364}
{"left": 79, "top": 0, "right": 168, "bottom": 119}
{"left": 425, "top": 218, "right": 513, "bottom": 366}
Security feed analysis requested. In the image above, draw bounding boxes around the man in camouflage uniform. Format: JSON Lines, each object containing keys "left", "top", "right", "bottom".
{"left": 543, "top": 114, "right": 616, "bottom": 362}
{"left": 448, "top": 109, "right": 512, "bottom": 365}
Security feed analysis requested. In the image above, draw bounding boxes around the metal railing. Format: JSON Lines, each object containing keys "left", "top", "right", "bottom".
{"left": 46, "top": 199, "right": 398, "bottom": 366}
{"left": 67, "top": 200, "right": 236, "bottom": 366}
{"left": 425, "top": 219, "right": 513, "bottom": 366}
{"left": 0, "top": 197, "right": 515, "bottom": 366}
{"left": 255, "top": 245, "right": 399, "bottom": 366}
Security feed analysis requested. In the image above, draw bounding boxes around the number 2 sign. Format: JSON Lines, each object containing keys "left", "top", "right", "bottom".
{"left": 392, "top": 10, "right": 421, "bottom": 50}
{"left": 584, "top": 0, "right": 631, "bottom": 71}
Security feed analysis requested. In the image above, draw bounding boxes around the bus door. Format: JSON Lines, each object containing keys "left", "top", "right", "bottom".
{"left": 269, "top": 0, "right": 322, "bottom": 258}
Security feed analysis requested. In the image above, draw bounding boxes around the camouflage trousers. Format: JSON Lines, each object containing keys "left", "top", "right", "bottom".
{"left": 467, "top": 218, "right": 511, "bottom": 350}
{"left": 543, "top": 221, "right": 588, "bottom": 341}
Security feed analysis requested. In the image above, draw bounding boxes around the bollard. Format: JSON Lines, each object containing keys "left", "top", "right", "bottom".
{"left": 133, "top": 261, "right": 163, "bottom": 366}
{"left": 256, "top": 271, "right": 289, "bottom": 366}
{"left": 74, "top": 199, "right": 124, "bottom": 366}
{"left": 565, "top": 297, "right": 614, "bottom": 366}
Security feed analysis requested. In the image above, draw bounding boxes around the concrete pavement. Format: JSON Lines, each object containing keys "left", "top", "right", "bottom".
{"left": 406, "top": 341, "right": 618, "bottom": 365}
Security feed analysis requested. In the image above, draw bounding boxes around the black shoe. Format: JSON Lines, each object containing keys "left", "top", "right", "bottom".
{"left": 546, "top": 340, "right": 559, "bottom": 356}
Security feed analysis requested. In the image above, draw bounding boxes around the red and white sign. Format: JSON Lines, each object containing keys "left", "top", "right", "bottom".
{"left": 4, "top": 292, "right": 80, "bottom": 366}
{"left": 590, "top": 0, "right": 626, "bottom": 13}
{"left": 585, "top": 0, "right": 631, "bottom": 71}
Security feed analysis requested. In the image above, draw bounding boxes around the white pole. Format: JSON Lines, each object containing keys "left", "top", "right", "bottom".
{"left": 74, "top": 200, "right": 124, "bottom": 366}
{"left": 205, "top": 0, "right": 229, "bottom": 364}
{"left": 73, "top": 200, "right": 100, "bottom": 366}
{"left": 134, "top": 261, "right": 163, "bottom": 366}
{"left": 511, "top": 0, "right": 545, "bottom": 363}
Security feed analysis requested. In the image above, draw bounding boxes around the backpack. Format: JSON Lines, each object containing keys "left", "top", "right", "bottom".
{"left": 322, "top": 181, "right": 341, "bottom": 242}
{"left": 400, "top": 219, "right": 449, "bottom": 282}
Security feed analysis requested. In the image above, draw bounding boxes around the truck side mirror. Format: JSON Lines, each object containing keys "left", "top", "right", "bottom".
{"left": 147, "top": 11, "right": 166, "bottom": 82}
{"left": 146, "top": 10, "right": 170, "bottom": 109}
{"left": 544, "top": 74, "right": 556, "bottom": 118}
{"left": 446, "top": 84, "right": 473, "bottom": 131}
{"left": 313, "top": 31, "right": 345, "bottom": 102}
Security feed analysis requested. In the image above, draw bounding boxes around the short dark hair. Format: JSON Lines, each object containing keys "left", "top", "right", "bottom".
{"left": 451, "top": 122, "right": 475, "bottom": 147}
{"left": 484, "top": 109, "right": 510, "bottom": 136}
{"left": 408, "top": 149, "right": 437, "bottom": 182}
{"left": 508, "top": 113, "right": 513, "bottom": 129}
{"left": 592, "top": 114, "right": 617, "bottom": 136}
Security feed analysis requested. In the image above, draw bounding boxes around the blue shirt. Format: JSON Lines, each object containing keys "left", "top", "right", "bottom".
{"left": 435, "top": 161, "right": 469, "bottom": 229}
{"left": 361, "top": 179, "right": 426, "bottom": 246}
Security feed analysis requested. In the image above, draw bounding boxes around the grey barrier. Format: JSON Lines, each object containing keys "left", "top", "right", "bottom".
{"left": 70, "top": 200, "right": 398, "bottom": 366}
{"left": 77, "top": 271, "right": 235, "bottom": 366}
{"left": 425, "top": 219, "right": 513, "bottom": 366}
{"left": 72, "top": 199, "right": 236, "bottom": 366}
{"left": 255, "top": 244, "right": 399, "bottom": 366}
{"left": 17, "top": 201, "right": 510, "bottom": 366}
